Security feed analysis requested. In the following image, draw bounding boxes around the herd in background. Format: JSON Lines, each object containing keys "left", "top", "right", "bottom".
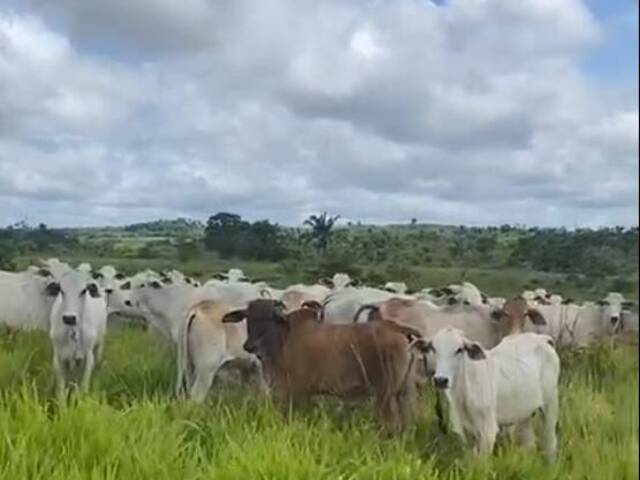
{"left": 1, "top": 258, "right": 638, "bottom": 461}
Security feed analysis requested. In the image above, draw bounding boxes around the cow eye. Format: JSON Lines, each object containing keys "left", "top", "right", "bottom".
{"left": 455, "top": 347, "right": 464, "bottom": 355}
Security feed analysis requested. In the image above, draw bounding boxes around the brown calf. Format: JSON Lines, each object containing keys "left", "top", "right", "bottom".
{"left": 222, "top": 299, "right": 421, "bottom": 433}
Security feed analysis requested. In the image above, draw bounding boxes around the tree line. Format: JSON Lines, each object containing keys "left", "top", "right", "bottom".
{"left": 0, "top": 215, "right": 637, "bottom": 279}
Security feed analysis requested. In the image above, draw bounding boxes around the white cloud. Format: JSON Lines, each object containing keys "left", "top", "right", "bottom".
{"left": 0, "top": 1, "right": 637, "bottom": 228}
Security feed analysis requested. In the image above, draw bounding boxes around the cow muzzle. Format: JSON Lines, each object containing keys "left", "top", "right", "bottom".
{"left": 433, "top": 376, "right": 449, "bottom": 389}
{"left": 62, "top": 315, "right": 77, "bottom": 326}
{"left": 243, "top": 340, "right": 258, "bottom": 354}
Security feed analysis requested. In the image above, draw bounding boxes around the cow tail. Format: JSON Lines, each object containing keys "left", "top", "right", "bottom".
{"left": 177, "top": 310, "right": 197, "bottom": 398}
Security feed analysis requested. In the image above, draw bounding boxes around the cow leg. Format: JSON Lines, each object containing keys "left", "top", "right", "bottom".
{"left": 53, "top": 354, "right": 68, "bottom": 400}
{"left": 189, "top": 352, "right": 230, "bottom": 402}
{"left": 475, "top": 424, "right": 497, "bottom": 456}
{"left": 94, "top": 340, "right": 104, "bottom": 364}
{"left": 80, "top": 350, "right": 95, "bottom": 393}
{"left": 542, "top": 395, "right": 559, "bottom": 463}
{"left": 396, "top": 379, "right": 417, "bottom": 431}
{"left": 515, "top": 418, "right": 536, "bottom": 450}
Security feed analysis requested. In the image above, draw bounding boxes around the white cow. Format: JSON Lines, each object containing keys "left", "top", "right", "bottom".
{"left": 0, "top": 269, "right": 56, "bottom": 330}
{"left": 77, "top": 263, "right": 92, "bottom": 274}
{"left": 210, "top": 268, "right": 249, "bottom": 283}
{"left": 322, "top": 286, "right": 400, "bottom": 324}
{"left": 48, "top": 271, "right": 107, "bottom": 398}
{"left": 419, "top": 327, "right": 560, "bottom": 461}
{"left": 525, "top": 292, "right": 634, "bottom": 346}
{"left": 280, "top": 283, "right": 330, "bottom": 311}
{"left": 383, "top": 282, "right": 408, "bottom": 294}
{"left": 92, "top": 265, "right": 126, "bottom": 294}
{"left": 40, "top": 258, "right": 72, "bottom": 280}
{"left": 176, "top": 300, "right": 263, "bottom": 401}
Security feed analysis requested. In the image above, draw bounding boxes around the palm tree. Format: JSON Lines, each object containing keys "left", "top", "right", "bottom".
{"left": 303, "top": 212, "right": 340, "bottom": 255}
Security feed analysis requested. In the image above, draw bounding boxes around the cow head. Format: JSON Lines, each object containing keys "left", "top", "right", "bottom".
{"left": 490, "top": 297, "right": 546, "bottom": 336}
{"left": 46, "top": 271, "right": 101, "bottom": 327}
{"left": 422, "top": 327, "right": 486, "bottom": 390}
{"left": 597, "top": 293, "right": 635, "bottom": 334}
{"left": 222, "top": 299, "right": 289, "bottom": 365}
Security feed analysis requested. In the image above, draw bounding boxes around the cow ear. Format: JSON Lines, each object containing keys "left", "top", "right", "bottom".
{"left": 120, "top": 281, "right": 131, "bottom": 290}
{"left": 464, "top": 342, "right": 486, "bottom": 360}
{"left": 222, "top": 309, "right": 246, "bottom": 323}
{"left": 349, "top": 278, "right": 361, "bottom": 287}
{"left": 562, "top": 298, "right": 575, "bottom": 305}
{"left": 161, "top": 276, "right": 172, "bottom": 284}
{"left": 412, "top": 339, "right": 434, "bottom": 354}
{"left": 87, "top": 283, "right": 101, "bottom": 298}
{"left": 622, "top": 301, "right": 636, "bottom": 309}
{"left": 527, "top": 308, "right": 547, "bottom": 326}
{"left": 45, "top": 282, "right": 61, "bottom": 297}
{"left": 212, "top": 273, "right": 227, "bottom": 280}
{"left": 92, "top": 272, "right": 104, "bottom": 280}
{"left": 114, "top": 272, "right": 126, "bottom": 280}
{"left": 595, "top": 299, "right": 607, "bottom": 306}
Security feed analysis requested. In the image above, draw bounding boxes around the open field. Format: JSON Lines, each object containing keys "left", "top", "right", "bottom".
{"left": 0, "top": 324, "right": 637, "bottom": 479}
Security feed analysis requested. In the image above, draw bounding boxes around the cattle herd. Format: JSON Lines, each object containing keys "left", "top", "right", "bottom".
{"left": 1, "top": 258, "right": 638, "bottom": 462}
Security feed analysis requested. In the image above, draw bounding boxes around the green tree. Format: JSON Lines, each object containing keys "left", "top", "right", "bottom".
{"left": 204, "top": 212, "right": 249, "bottom": 258}
{"left": 303, "top": 212, "right": 340, "bottom": 255}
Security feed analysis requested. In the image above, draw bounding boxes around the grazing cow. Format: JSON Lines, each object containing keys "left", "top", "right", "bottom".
{"left": 0, "top": 268, "right": 57, "bottom": 330}
{"left": 176, "top": 300, "right": 263, "bottom": 401}
{"left": 280, "top": 283, "right": 330, "bottom": 311}
{"left": 47, "top": 271, "right": 107, "bottom": 398}
{"left": 416, "top": 327, "right": 560, "bottom": 461}
{"left": 222, "top": 299, "right": 422, "bottom": 432}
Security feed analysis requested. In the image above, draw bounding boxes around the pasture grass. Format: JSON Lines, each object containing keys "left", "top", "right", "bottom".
{"left": 0, "top": 326, "right": 637, "bottom": 479}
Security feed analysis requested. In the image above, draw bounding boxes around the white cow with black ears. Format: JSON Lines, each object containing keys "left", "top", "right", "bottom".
{"left": 416, "top": 327, "right": 560, "bottom": 462}
{"left": 47, "top": 270, "right": 107, "bottom": 398}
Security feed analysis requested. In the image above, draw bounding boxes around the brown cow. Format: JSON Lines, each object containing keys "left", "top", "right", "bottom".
{"left": 490, "top": 297, "right": 547, "bottom": 336}
{"left": 222, "top": 299, "right": 421, "bottom": 433}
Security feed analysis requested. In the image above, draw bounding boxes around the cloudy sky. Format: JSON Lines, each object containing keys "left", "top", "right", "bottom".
{"left": 0, "top": 0, "right": 637, "bottom": 228}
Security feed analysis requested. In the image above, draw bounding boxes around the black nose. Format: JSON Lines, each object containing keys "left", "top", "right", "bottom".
{"left": 433, "top": 376, "right": 449, "bottom": 389}
{"left": 243, "top": 340, "right": 257, "bottom": 354}
{"left": 62, "top": 315, "right": 77, "bottom": 326}
{"left": 105, "top": 288, "right": 113, "bottom": 294}
{"left": 611, "top": 316, "right": 620, "bottom": 325}
{"left": 124, "top": 300, "right": 133, "bottom": 307}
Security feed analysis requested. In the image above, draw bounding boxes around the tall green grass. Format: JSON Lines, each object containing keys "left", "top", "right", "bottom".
{"left": 0, "top": 327, "right": 637, "bottom": 479}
